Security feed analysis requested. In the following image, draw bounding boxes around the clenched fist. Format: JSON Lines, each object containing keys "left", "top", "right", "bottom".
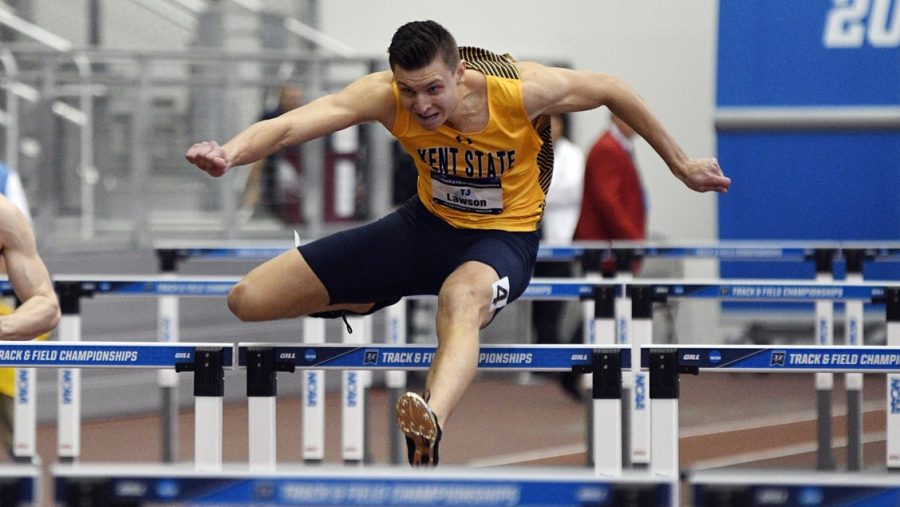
{"left": 185, "top": 141, "right": 231, "bottom": 177}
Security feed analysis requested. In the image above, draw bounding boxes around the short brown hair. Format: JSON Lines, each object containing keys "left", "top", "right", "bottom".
{"left": 388, "top": 20, "right": 460, "bottom": 71}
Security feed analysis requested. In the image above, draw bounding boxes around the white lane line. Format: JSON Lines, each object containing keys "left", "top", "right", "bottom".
{"left": 467, "top": 443, "right": 585, "bottom": 468}
{"left": 681, "top": 399, "right": 884, "bottom": 438}
{"left": 688, "top": 431, "right": 885, "bottom": 470}
{"left": 467, "top": 401, "right": 886, "bottom": 468}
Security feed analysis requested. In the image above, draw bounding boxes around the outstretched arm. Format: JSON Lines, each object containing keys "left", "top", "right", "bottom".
{"left": 186, "top": 71, "right": 397, "bottom": 177}
{"left": 519, "top": 62, "right": 731, "bottom": 193}
{"left": 0, "top": 198, "right": 60, "bottom": 340}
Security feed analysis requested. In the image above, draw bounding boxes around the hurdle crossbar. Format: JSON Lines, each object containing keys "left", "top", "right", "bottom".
{"left": 237, "top": 343, "right": 631, "bottom": 371}
{"left": 0, "top": 341, "right": 235, "bottom": 368}
{"left": 638, "top": 279, "right": 893, "bottom": 302}
{"left": 640, "top": 345, "right": 900, "bottom": 374}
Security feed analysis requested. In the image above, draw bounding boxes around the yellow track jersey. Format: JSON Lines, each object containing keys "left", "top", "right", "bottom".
{"left": 390, "top": 47, "right": 553, "bottom": 232}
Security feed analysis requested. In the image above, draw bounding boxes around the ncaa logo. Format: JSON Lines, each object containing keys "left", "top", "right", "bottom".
{"left": 771, "top": 351, "right": 786, "bottom": 367}
{"left": 364, "top": 350, "right": 378, "bottom": 365}
{"left": 709, "top": 350, "right": 722, "bottom": 364}
{"left": 304, "top": 349, "right": 317, "bottom": 362}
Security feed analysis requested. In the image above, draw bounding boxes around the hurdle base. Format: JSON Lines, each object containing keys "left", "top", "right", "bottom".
{"left": 689, "top": 468, "right": 900, "bottom": 506}
{"left": 0, "top": 463, "right": 40, "bottom": 507}
{"left": 51, "top": 463, "right": 677, "bottom": 506}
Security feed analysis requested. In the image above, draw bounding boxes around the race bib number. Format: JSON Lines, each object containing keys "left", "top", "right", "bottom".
{"left": 431, "top": 173, "right": 503, "bottom": 215}
{"left": 490, "top": 277, "right": 510, "bottom": 311}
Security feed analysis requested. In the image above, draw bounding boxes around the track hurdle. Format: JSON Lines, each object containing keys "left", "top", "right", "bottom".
{"left": 640, "top": 279, "right": 896, "bottom": 471}
{"left": 0, "top": 341, "right": 233, "bottom": 507}
{"left": 47, "top": 275, "right": 236, "bottom": 465}
{"left": 238, "top": 343, "right": 630, "bottom": 476}
{"left": 0, "top": 341, "right": 234, "bottom": 468}
{"left": 643, "top": 344, "right": 900, "bottom": 505}
{"left": 539, "top": 240, "right": 850, "bottom": 469}
{"left": 611, "top": 242, "right": 900, "bottom": 470}
{"left": 49, "top": 343, "right": 676, "bottom": 507}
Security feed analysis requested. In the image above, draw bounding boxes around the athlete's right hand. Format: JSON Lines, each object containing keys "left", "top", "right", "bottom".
{"left": 185, "top": 141, "right": 231, "bottom": 177}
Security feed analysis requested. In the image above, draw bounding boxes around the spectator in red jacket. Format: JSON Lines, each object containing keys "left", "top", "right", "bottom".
{"left": 574, "top": 114, "right": 647, "bottom": 274}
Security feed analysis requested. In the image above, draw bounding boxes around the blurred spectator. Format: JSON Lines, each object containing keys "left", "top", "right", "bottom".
{"left": 531, "top": 113, "right": 586, "bottom": 400}
{"left": 240, "top": 84, "right": 305, "bottom": 223}
{"left": 574, "top": 113, "right": 647, "bottom": 274}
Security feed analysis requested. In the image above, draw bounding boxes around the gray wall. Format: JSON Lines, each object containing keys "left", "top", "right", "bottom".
{"left": 30, "top": 0, "right": 721, "bottom": 242}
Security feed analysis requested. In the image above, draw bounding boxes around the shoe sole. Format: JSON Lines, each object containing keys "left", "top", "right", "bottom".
{"left": 395, "top": 392, "right": 437, "bottom": 466}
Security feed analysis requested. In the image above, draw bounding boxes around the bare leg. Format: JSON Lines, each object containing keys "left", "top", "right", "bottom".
{"left": 425, "top": 261, "right": 498, "bottom": 427}
{"left": 227, "top": 248, "right": 373, "bottom": 321}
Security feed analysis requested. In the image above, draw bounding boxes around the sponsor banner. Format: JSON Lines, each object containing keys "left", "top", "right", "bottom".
{"left": 54, "top": 475, "right": 672, "bottom": 505}
{"left": 636, "top": 246, "right": 814, "bottom": 261}
{"left": 521, "top": 281, "right": 606, "bottom": 300}
{"left": 239, "top": 346, "right": 630, "bottom": 371}
{"left": 0, "top": 343, "right": 233, "bottom": 368}
{"left": 535, "top": 246, "right": 582, "bottom": 261}
{"left": 693, "top": 482, "right": 900, "bottom": 506}
{"left": 647, "top": 283, "right": 886, "bottom": 301}
{"left": 0, "top": 278, "right": 237, "bottom": 297}
{"left": 176, "top": 247, "right": 290, "bottom": 259}
{"left": 648, "top": 347, "right": 900, "bottom": 372}
{"left": 87, "top": 280, "right": 235, "bottom": 296}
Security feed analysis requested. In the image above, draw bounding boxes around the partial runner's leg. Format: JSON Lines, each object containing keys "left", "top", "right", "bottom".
{"left": 227, "top": 248, "right": 372, "bottom": 322}
{"left": 396, "top": 260, "right": 498, "bottom": 466}
{"left": 426, "top": 260, "right": 498, "bottom": 427}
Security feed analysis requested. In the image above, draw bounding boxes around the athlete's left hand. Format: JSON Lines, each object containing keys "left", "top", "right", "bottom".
{"left": 678, "top": 158, "right": 731, "bottom": 193}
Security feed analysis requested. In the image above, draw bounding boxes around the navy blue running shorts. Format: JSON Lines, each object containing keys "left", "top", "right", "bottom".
{"left": 299, "top": 197, "right": 539, "bottom": 311}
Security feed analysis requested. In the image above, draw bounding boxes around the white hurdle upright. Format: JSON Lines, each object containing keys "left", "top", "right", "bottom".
{"left": 385, "top": 300, "right": 408, "bottom": 464}
{"left": 887, "top": 287, "right": 900, "bottom": 469}
{"left": 342, "top": 315, "right": 369, "bottom": 464}
{"left": 302, "top": 318, "right": 326, "bottom": 463}
{"left": 55, "top": 284, "right": 83, "bottom": 464}
{"left": 11, "top": 367, "right": 37, "bottom": 463}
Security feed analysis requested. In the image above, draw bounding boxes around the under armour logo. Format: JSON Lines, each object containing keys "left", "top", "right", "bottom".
{"left": 490, "top": 277, "right": 510, "bottom": 311}
{"left": 455, "top": 135, "right": 473, "bottom": 145}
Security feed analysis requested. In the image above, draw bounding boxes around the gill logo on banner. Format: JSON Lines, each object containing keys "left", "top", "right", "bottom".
{"left": 824, "top": 0, "right": 900, "bottom": 48}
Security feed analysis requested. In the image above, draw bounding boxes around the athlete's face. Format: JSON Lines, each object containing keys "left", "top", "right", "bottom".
{"left": 393, "top": 56, "right": 464, "bottom": 131}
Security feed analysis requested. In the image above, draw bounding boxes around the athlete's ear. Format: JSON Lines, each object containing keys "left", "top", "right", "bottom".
{"left": 455, "top": 60, "right": 466, "bottom": 82}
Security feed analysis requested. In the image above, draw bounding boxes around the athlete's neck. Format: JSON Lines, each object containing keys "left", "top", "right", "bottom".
{"left": 445, "top": 71, "right": 488, "bottom": 133}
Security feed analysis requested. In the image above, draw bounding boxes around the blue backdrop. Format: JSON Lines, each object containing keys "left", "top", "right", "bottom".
{"left": 717, "top": 0, "right": 899, "bottom": 283}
